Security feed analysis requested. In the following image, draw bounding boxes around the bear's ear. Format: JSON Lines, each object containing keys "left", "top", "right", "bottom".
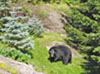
{"left": 53, "top": 48, "right": 57, "bottom": 52}
{"left": 52, "top": 48, "right": 57, "bottom": 52}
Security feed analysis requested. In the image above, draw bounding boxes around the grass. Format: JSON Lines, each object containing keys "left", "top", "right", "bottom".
{"left": 32, "top": 32, "right": 87, "bottom": 74}
{"left": 0, "top": 32, "right": 87, "bottom": 74}
{"left": 38, "top": 8, "right": 48, "bottom": 19}
{"left": 36, "top": 32, "right": 65, "bottom": 45}
{"left": 32, "top": 40, "right": 86, "bottom": 74}
{"left": 0, "top": 43, "right": 19, "bottom": 74}
{"left": 48, "top": 4, "right": 72, "bottom": 13}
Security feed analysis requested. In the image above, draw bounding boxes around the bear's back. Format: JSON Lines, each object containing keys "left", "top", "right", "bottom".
{"left": 54, "top": 45, "right": 71, "bottom": 54}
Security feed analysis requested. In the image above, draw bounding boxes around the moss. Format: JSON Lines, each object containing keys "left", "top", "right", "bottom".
{"left": 0, "top": 62, "right": 19, "bottom": 74}
{"left": 0, "top": 63, "right": 7, "bottom": 69}
{"left": 6, "top": 66, "right": 19, "bottom": 74}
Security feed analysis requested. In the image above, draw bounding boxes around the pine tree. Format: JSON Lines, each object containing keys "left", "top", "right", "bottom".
{"left": 0, "top": 0, "right": 11, "bottom": 19}
{"left": 27, "top": 18, "right": 44, "bottom": 36}
{"left": 0, "top": 6, "right": 34, "bottom": 52}
{"left": 0, "top": 0, "right": 45, "bottom": 52}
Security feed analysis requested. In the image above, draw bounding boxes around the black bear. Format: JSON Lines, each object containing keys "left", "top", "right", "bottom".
{"left": 48, "top": 45, "right": 72, "bottom": 64}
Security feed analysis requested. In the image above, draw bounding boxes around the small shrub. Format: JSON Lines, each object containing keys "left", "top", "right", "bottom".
{"left": 27, "top": 18, "right": 45, "bottom": 36}
{"left": 0, "top": 45, "right": 32, "bottom": 64}
{"left": 39, "top": 10, "right": 47, "bottom": 19}
{"left": 22, "top": 5, "right": 32, "bottom": 16}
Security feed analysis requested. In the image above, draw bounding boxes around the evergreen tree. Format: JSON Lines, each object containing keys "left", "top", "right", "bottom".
{"left": 27, "top": 18, "right": 44, "bottom": 36}
{"left": 65, "top": 0, "right": 100, "bottom": 73}
{"left": 0, "top": 0, "right": 11, "bottom": 19}
{"left": 0, "top": 6, "right": 34, "bottom": 52}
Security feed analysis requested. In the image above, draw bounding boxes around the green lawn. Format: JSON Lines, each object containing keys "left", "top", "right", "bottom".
{"left": 33, "top": 40, "right": 86, "bottom": 74}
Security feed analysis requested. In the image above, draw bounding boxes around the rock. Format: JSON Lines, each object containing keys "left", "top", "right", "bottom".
{"left": 0, "top": 69, "right": 11, "bottom": 74}
{"left": 0, "top": 55, "right": 44, "bottom": 74}
{"left": 12, "top": 3, "right": 67, "bottom": 34}
{"left": 41, "top": 6, "right": 67, "bottom": 34}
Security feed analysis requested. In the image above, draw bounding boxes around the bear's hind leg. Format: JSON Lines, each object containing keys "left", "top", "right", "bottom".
{"left": 68, "top": 54, "right": 72, "bottom": 63}
{"left": 62, "top": 56, "right": 69, "bottom": 64}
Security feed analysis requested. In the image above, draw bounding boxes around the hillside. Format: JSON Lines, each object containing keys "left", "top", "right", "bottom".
{"left": 0, "top": 0, "right": 100, "bottom": 74}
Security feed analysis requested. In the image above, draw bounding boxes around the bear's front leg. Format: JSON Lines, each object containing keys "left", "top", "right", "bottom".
{"left": 54, "top": 54, "right": 60, "bottom": 61}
